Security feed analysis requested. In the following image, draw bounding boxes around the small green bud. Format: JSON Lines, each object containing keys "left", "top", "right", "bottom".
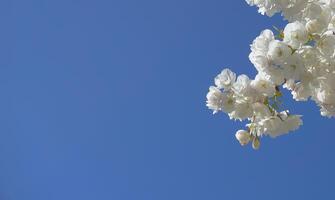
{"left": 252, "top": 137, "right": 261, "bottom": 150}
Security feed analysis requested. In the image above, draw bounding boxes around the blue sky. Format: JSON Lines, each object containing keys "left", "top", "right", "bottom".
{"left": 3, "top": 0, "right": 335, "bottom": 199}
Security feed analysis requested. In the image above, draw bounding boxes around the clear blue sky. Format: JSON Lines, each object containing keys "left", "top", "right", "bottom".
{"left": 3, "top": 0, "right": 335, "bottom": 199}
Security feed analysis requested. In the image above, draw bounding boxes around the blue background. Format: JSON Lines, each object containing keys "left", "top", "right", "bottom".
{"left": 3, "top": 0, "right": 335, "bottom": 199}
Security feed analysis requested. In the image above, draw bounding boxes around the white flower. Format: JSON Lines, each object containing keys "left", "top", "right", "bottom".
{"left": 232, "top": 74, "right": 251, "bottom": 95}
{"left": 320, "top": 104, "right": 335, "bottom": 117}
{"left": 254, "top": 29, "right": 275, "bottom": 49}
{"left": 306, "top": 19, "right": 327, "bottom": 35}
{"left": 280, "top": 0, "right": 309, "bottom": 21}
{"left": 259, "top": 113, "right": 302, "bottom": 138}
{"left": 323, "top": 0, "right": 335, "bottom": 9}
{"left": 318, "top": 30, "right": 335, "bottom": 56}
{"left": 298, "top": 46, "right": 320, "bottom": 69}
{"left": 249, "top": 29, "right": 274, "bottom": 70}
{"left": 215, "top": 69, "right": 236, "bottom": 90}
{"left": 259, "top": 68, "right": 285, "bottom": 85}
{"left": 252, "top": 102, "right": 272, "bottom": 117}
{"left": 245, "top": 0, "right": 281, "bottom": 17}
{"left": 206, "top": 87, "right": 235, "bottom": 114}
{"left": 259, "top": 116, "right": 282, "bottom": 136}
{"left": 250, "top": 74, "right": 276, "bottom": 97}
{"left": 282, "top": 54, "right": 305, "bottom": 81}
{"left": 315, "top": 88, "right": 335, "bottom": 104}
{"left": 269, "top": 113, "right": 302, "bottom": 138}
{"left": 235, "top": 130, "right": 251, "bottom": 146}
{"left": 249, "top": 54, "right": 270, "bottom": 71}
{"left": 283, "top": 79, "right": 296, "bottom": 90}
{"left": 304, "top": 3, "right": 323, "bottom": 21}
{"left": 267, "top": 40, "right": 291, "bottom": 64}
{"left": 283, "top": 21, "right": 308, "bottom": 48}
{"left": 292, "top": 82, "right": 311, "bottom": 101}
{"left": 228, "top": 101, "right": 253, "bottom": 121}
{"left": 276, "top": 112, "right": 303, "bottom": 136}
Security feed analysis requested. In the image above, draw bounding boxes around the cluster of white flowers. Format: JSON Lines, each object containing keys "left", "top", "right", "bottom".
{"left": 206, "top": 0, "right": 335, "bottom": 149}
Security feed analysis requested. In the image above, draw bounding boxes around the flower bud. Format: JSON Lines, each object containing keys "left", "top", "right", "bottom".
{"left": 235, "top": 130, "right": 251, "bottom": 146}
{"left": 252, "top": 137, "right": 261, "bottom": 150}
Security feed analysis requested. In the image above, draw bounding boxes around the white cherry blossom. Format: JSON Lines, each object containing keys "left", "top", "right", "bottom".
{"left": 283, "top": 21, "right": 308, "bottom": 49}
{"left": 250, "top": 75, "right": 276, "bottom": 97}
{"left": 206, "top": 87, "right": 235, "bottom": 114}
{"left": 267, "top": 40, "right": 291, "bottom": 64}
{"left": 206, "top": 0, "right": 335, "bottom": 149}
{"left": 215, "top": 69, "right": 236, "bottom": 90}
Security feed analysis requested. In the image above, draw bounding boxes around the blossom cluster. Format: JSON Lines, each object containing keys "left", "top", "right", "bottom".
{"left": 206, "top": 0, "right": 335, "bottom": 149}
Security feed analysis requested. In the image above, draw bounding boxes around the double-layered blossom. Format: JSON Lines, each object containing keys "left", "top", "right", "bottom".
{"left": 215, "top": 69, "right": 236, "bottom": 90}
{"left": 206, "top": 87, "right": 235, "bottom": 114}
{"left": 283, "top": 21, "right": 309, "bottom": 49}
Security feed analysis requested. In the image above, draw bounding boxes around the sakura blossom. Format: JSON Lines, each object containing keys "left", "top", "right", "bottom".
{"left": 206, "top": 0, "right": 335, "bottom": 149}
